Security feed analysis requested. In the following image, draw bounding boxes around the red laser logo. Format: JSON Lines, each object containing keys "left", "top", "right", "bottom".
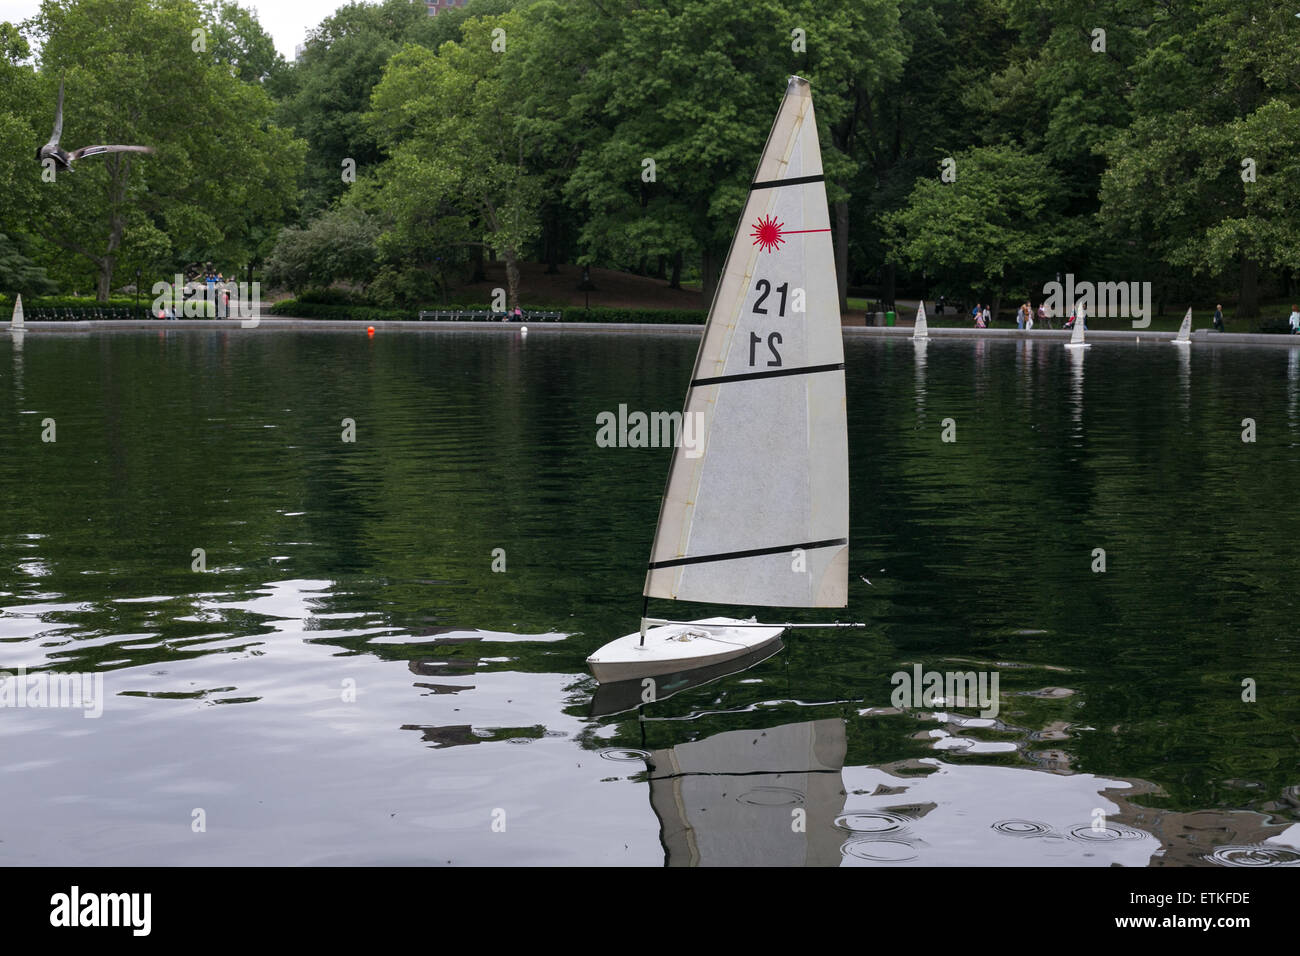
{"left": 750, "top": 214, "right": 831, "bottom": 253}
{"left": 751, "top": 214, "right": 785, "bottom": 253}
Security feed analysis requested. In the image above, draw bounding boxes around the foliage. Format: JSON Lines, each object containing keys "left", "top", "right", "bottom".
{"left": 883, "top": 145, "right": 1071, "bottom": 305}
{"left": 264, "top": 206, "right": 380, "bottom": 293}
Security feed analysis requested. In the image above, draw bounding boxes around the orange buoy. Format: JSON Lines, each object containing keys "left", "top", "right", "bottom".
{"left": 367, "top": 326, "right": 375, "bottom": 336}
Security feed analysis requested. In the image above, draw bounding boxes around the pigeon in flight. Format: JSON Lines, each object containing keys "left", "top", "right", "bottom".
{"left": 35, "top": 77, "right": 154, "bottom": 173}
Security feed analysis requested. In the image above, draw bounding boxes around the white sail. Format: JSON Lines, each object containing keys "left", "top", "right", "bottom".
{"left": 643, "top": 76, "right": 848, "bottom": 609}
{"left": 1070, "top": 311, "right": 1085, "bottom": 344}
{"left": 11, "top": 294, "right": 24, "bottom": 330}
{"left": 1174, "top": 306, "right": 1192, "bottom": 344}
{"left": 912, "top": 300, "right": 928, "bottom": 340}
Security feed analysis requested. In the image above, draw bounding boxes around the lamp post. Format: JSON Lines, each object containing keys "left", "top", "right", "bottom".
{"left": 135, "top": 268, "right": 141, "bottom": 318}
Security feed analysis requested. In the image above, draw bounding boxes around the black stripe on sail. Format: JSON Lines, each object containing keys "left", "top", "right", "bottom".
{"left": 648, "top": 538, "right": 847, "bottom": 571}
{"left": 750, "top": 173, "right": 824, "bottom": 190}
{"left": 691, "top": 363, "right": 844, "bottom": 388}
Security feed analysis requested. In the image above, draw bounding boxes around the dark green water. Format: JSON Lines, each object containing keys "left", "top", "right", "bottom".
{"left": 1, "top": 329, "right": 1297, "bottom": 865}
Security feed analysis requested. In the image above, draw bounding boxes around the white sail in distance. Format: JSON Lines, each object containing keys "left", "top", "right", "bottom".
{"left": 1174, "top": 307, "right": 1192, "bottom": 344}
{"left": 643, "top": 76, "right": 848, "bottom": 609}
{"left": 11, "top": 294, "right": 23, "bottom": 330}
{"left": 1067, "top": 305, "right": 1088, "bottom": 347}
{"left": 912, "top": 300, "right": 928, "bottom": 340}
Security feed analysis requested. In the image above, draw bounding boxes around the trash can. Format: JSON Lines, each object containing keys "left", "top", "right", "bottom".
{"left": 885, "top": 311, "right": 896, "bottom": 327}
{"left": 873, "top": 312, "right": 885, "bottom": 327}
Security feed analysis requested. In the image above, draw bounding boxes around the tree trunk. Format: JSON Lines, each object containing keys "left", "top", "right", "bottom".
{"left": 670, "top": 250, "right": 682, "bottom": 290}
{"left": 1238, "top": 255, "right": 1259, "bottom": 318}
{"left": 503, "top": 246, "right": 522, "bottom": 311}
{"left": 655, "top": 255, "right": 666, "bottom": 280}
{"left": 97, "top": 258, "right": 114, "bottom": 302}
{"left": 834, "top": 198, "right": 849, "bottom": 313}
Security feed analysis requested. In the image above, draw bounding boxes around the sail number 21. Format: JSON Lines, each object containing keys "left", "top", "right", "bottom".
{"left": 749, "top": 279, "right": 786, "bottom": 366}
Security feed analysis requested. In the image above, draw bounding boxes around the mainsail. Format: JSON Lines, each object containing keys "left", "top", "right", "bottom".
{"left": 10, "top": 294, "right": 24, "bottom": 330}
{"left": 1069, "top": 308, "right": 1087, "bottom": 346}
{"left": 912, "top": 301, "right": 928, "bottom": 340}
{"left": 643, "top": 76, "right": 848, "bottom": 609}
{"left": 1174, "top": 307, "right": 1192, "bottom": 343}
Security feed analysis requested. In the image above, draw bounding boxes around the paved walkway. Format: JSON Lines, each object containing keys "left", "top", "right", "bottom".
{"left": 10, "top": 318, "right": 1300, "bottom": 348}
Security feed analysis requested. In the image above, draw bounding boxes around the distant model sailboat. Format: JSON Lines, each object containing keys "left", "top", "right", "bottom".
{"left": 586, "top": 76, "right": 856, "bottom": 683}
{"left": 10, "top": 294, "right": 24, "bottom": 331}
{"left": 912, "top": 301, "right": 928, "bottom": 340}
{"left": 1172, "top": 307, "right": 1192, "bottom": 345}
{"left": 1064, "top": 305, "right": 1090, "bottom": 349}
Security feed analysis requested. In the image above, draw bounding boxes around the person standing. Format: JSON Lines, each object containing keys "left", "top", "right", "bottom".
{"left": 1213, "top": 304, "right": 1225, "bottom": 332}
{"left": 1289, "top": 304, "right": 1299, "bottom": 334}
{"left": 1026, "top": 302, "right": 1034, "bottom": 331}
{"left": 1037, "top": 302, "right": 1050, "bottom": 329}
{"left": 1016, "top": 303, "right": 1025, "bottom": 330}
{"left": 982, "top": 304, "right": 991, "bottom": 328}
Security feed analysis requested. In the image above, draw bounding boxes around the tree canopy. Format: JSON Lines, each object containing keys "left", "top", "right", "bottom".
{"left": 1, "top": 0, "right": 1297, "bottom": 315}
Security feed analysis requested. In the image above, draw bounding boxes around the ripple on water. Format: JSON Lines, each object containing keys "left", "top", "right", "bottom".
{"left": 835, "top": 811, "right": 912, "bottom": 834}
{"left": 1205, "top": 845, "right": 1300, "bottom": 867}
{"left": 1066, "top": 824, "right": 1146, "bottom": 843}
{"left": 735, "top": 786, "right": 803, "bottom": 807}
{"left": 841, "top": 839, "right": 919, "bottom": 863}
{"left": 598, "top": 748, "right": 650, "bottom": 762}
{"left": 991, "top": 819, "right": 1053, "bottom": 837}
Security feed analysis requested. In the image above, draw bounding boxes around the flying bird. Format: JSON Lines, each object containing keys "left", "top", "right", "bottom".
{"left": 35, "top": 77, "right": 154, "bottom": 173}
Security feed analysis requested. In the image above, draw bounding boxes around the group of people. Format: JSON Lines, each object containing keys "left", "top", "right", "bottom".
{"left": 156, "top": 270, "right": 236, "bottom": 320}
{"left": 967, "top": 301, "right": 1064, "bottom": 330}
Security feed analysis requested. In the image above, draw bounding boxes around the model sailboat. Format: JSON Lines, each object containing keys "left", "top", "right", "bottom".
{"left": 586, "top": 76, "right": 855, "bottom": 684}
{"left": 912, "top": 301, "right": 928, "bottom": 340}
{"left": 1172, "top": 307, "right": 1192, "bottom": 345}
{"left": 1064, "top": 306, "right": 1090, "bottom": 349}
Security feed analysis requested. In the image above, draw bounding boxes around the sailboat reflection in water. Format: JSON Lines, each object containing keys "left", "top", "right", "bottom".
{"left": 587, "top": 76, "right": 861, "bottom": 683}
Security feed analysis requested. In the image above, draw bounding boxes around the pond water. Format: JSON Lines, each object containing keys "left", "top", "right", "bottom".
{"left": 1, "top": 329, "right": 1298, "bottom": 866}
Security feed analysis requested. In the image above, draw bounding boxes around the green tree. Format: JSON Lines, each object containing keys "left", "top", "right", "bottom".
{"left": 1097, "top": 0, "right": 1300, "bottom": 317}
{"left": 563, "top": 0, "right": 903, "bottom": 305}
{"left": 0, "top": 231, "right": 54, "bottom": 296}
{"left": 367, "top": 12, "right": 543, "bottom": 310}
{"left": 884, "top": 145, "right": 1071, "bottom": 314}
{"left": 274, "top": 0, "right": 427, "bottom": 216}
{"left": 264, "top": 206, "right": 380, "bottom": 294}
{"left": 200, "top": 0, "right": 288, "bottom": 86}
{"left": 20, "top": 0, "right": 305, "bottom": 299}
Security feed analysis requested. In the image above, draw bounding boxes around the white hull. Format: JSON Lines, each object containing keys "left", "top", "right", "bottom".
{"left": 1172, "top": 340, "right": 1190, "bottom": 346}
{"left": 587, "top": 616, "right": 785, "bottom": 683}
{"left": 1064, "top": 342, "right": 1091, "bottom": 349}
